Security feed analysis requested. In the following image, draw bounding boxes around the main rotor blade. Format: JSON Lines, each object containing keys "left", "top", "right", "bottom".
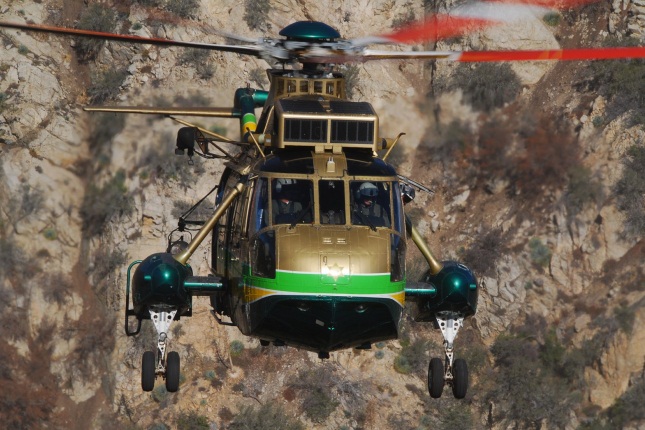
{"left": 351, "top": 0, "right": 599, "bottom": 46}
{"left": 0, "top": 21, "right": 263, "bottom": 56}
{"left": 456, "top": 46, "right": 645, "bottom": 61}
{"left": 334, "top": 46, "right": 645, "bottom": 62}
{"left": 84, "top": 106, "right": 241, "bottom": 118}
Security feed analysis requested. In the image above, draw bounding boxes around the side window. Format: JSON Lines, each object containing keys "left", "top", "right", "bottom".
{"left": 250, "top": 177, "right": 269, "bottom": 234}
{"left": 350, "top": 181, "right": 391, "bottom": 228}
{"left": 392, "top": 181, "right": 404, "bottom": 234}
{"left": 319, "top": 180, "right": 345, "bottom": 225}
{"left": 271, "top": 179, "right": 313, "bottom": 225}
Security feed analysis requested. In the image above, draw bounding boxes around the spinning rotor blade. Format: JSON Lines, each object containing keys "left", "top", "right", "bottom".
{"left": 83, "top": 106, "right": 241, "bottom": 118}
{"left": 352, "top": 0, "right": 599, "bottom": 46}
{"left": 0, "top": 21, "right": 263, "bottom": 56}
{"left": 347, "top": 46, "right": 645, "bottom": 62}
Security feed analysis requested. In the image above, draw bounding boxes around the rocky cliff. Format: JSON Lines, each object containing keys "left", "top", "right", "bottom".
{"left": 1, "top": 0, "right": 644, "bottom": 429}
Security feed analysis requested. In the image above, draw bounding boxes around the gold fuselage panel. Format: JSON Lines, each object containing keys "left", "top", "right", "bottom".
{"left": 275, "top": 225, "right": 389, "bottom": 276}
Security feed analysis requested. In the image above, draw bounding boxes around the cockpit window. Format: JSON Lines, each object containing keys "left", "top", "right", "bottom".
{"left": 271, "top": 178, "right": 313, "bottom": 225}
{"left": 319, "top": 180, "right": 346, "bottom": 225}
{"left": 350, "top": 181, "right": 391, "bottom": 228}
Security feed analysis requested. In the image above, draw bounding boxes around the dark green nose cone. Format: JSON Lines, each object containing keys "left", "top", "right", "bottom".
{"left": 280, "top": 21, "right": 340, "bottom": 41}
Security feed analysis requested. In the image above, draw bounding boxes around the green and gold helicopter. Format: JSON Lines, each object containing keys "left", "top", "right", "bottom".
{"left": 3, "top": 0, "right": 644, "bottom": 399}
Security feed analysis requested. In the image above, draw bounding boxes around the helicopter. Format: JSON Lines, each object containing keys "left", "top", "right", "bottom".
{"left": 2, "top": 0, "right": 644, "bottom": 400}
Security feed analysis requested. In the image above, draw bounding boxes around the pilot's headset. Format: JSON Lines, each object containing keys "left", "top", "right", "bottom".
{"left": 356, "top": 182, "right": 378, "bottom": 202}
{"left": 275, "top": 178, "right": 295, "bottom": 194}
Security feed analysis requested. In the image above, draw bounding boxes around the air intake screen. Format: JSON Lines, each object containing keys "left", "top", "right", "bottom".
{"left": 284, "top": 119, "right": 327, "bottom": 142}
{"left": 331, "top": 120, "right": 374, "bottom": 144}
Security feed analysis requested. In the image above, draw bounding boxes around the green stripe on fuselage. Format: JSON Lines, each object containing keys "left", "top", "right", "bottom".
{"left": 244, "top": 269, "right": 404, "bottom": 296}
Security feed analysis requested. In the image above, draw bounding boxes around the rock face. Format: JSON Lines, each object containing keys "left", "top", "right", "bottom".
{"left": 1, "top": 1, "right": 644, "bottom": 429}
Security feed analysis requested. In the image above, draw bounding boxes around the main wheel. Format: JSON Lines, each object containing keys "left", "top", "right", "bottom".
{"left": 428, "top": 357, "right": 444, "bottom": 398}
{"left": 166, "top": 351, "right": 180, "bottom": 392}
{"left": 452, "top": 358, "right": 468, "bottom": 399}
{"left": 141, "top": 351, "right": 156, "bottom": 392}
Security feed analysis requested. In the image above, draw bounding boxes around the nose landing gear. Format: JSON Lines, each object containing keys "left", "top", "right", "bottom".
{"left": 141, "top": 307, "right": 181, "bottom": 392}
{"left": 428, "top": 311, "right": 469, "bottom": 399}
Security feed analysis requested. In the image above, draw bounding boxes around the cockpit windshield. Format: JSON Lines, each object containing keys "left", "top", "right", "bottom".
{"left": 271, "top": 178, "right": 313, "bottom": 225}
{"left": 350, "top": 181, "right": 392, "bottom": 229}
{"left": 251, "top": 177, "right": 401, "bottom": 232}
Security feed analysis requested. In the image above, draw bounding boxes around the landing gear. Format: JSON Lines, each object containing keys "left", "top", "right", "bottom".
{"left": 427, "top": 311, "right": 469, "bottom": 399}
{"left": 141, "top": 351, "right": 156, "bottom": 391}
{"left": 428, "top": 357, "right": 444, "bottom": 398}
{"left": 140, "top": 307, "right": 182, "bottom": 392}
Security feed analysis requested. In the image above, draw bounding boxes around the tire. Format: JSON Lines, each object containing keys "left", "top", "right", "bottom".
{"left": 141, "top": 351, "right": 156, "bottom": 392}
{"left": 166, "top": 351, "right": 180, "bottom": 393}
{"left": 428, "top": 357, "right": 444, "bottom": 398}
{"left": 452, "top": 358, "right": 468, "bottom": 399}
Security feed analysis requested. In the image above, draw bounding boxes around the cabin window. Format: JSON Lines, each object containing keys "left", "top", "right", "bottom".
{"left": 271, "top": 178, "right": 313, "bottom": 225}
{"left": 314, "top": 81, "right": 323, "bottom": 94}
{"left": 319, "top": 180, "right": 346, "bottom": 225}
{"left": 350, "top": 181, "right": 392, "bottom": 228}
{"left": 250, "top": 178, "right": 275, "bottom": 278}
{"left": 300, "top": 81, "right": 309, "bottom": 93}
{"left": 250, "top": 177, "right": 269, "bottom": 234}
{"left": 287, "top": 80, "right": 297, "bottom": 93}
{"left": 390, "top": 233, "right": 406, "bottom": 282}
{"left": 392, "top": 181, "right": 404, "bottom": 234}
{"left": 326, "top": 82, "right": 335, "bottom": 95}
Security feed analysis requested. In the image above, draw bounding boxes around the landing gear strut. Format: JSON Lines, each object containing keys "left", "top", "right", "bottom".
{"left": 428, "top": 311, "right": 469, "bottom": 399}
{"left": 141, "top": 307, "right": 181, "bottom": 392}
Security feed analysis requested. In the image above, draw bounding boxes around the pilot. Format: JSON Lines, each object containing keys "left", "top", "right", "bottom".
{"left": 352, "top": 182, "right": 390, "bottom": 227}
{"left": 272, "top": 179, "right": 303, "bottom": 224}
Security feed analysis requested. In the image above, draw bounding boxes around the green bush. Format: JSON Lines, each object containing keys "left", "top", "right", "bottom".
{"left": 487, "top": 334, "right": 573, "bottom": 428}
{"left": 543, "top": 12, "right": 560, "bottom": 26}
{"left": 565, "top": 166, "right": 603, "bottom": 216}
{"left": 229, "top": 403, "right": 304, "bottom": 430}
{"left": 587, "top": 37, "right": 645, "bottom": 126}
{"left": 614, "top": 145, "right": 645, "bottom": 237}
{"left": 179, "top": 49, "right": 214, "bottom": 79}
{"left": 166, "top": 0, "right": 200, "bottom": 18}
{"left": 229, "top": 340, "right": 244, "bottom": 357}
{"left": 0, "top": 92, "right": 7, "bottom": 113}
{"left": 89, "top": 112, "right": 126, "bottom": 152}
{"left": 244, "top": 0, "right": 271, "bottom": 30}
{"left": 435, "top": 63, "right": 522, "bottom": 112}
{"left": 80, "top": 170, "right": 133, "bottom": 236}
{"left": 614, "top": 305, "right": 635, "bottom": 335}
{"left": 75, "top": 4, "right": 116, "bottom": 60}
{"left": 87, "top": 68, "right": 128, "bottom": 104}
{"left": 528, "top": 238, "right": 551, "bottom": 268}
{"left": 151, "top": 385, "right": 169, "bottom": 403}
{"left": 392, "top": 10, "right": 415, "bottom": 29}
{"left": 288, "top": 367, "right": 339, "bottom": 423}
{"left": 460, "top": 227, "right": 504, "bottom": 277}
{"left": 393, "top": 338, "right": 428, "bottom": 376}
{"left": 176, "top": 411, "right": 210, "bottom": 430}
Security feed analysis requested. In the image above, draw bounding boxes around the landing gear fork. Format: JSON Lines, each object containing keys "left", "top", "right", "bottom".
{"left": 141, "top": 307, "right": 181, "bottom": 392}
{"left": 428, "top": 311, "right": 469, "bottom": 399}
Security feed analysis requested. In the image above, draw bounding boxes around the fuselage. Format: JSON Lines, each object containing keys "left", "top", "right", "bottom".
{"left": 199, "top": 67, "right": 411, "bottom": 353}
{"left": 212, "top": 149, "right": 406, "bottom": 352}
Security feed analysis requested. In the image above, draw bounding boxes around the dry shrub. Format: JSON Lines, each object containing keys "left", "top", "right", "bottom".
{"left": 512, "top": 114, "right": 580, "bottom": 196}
